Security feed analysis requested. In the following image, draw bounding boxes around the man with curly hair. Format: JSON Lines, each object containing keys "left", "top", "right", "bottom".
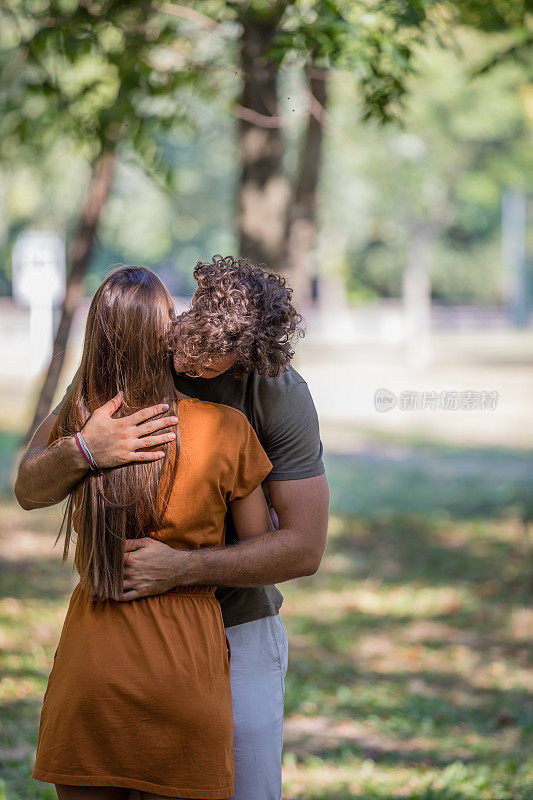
{"left": 16, "top": 255, "right": 330, "bottom": 800}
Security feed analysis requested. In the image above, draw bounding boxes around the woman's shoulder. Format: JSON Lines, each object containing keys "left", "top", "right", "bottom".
{"left": 179, "top": 396, "right": 252, "bottom": 435}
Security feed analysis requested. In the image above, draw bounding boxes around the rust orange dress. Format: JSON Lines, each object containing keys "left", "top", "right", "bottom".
{"left": 32, "top": 397, "right": 272, "bottom": 799}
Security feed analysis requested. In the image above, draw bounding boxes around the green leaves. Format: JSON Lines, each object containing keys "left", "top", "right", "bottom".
{"left": 267, "top": 0, "right": 440, "bottom": 123}
{"left": 0, "top": 0, "right": 207, "bottom": 165}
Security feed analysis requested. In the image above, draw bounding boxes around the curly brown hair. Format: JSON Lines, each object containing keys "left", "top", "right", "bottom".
{"left": 172, "top": 255, "right": 304, "bottom": 378}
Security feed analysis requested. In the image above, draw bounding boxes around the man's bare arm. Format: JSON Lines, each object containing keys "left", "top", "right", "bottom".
{"left": 14, "top": 394, "right": 178, "bottom": 510}
{"left": 121, "top": 474, "right": 330, "bottom": 599}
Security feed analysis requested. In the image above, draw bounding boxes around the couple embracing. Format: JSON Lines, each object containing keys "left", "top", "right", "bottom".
{"left": 15, "top": 255, "right": 329, "bottom": 800}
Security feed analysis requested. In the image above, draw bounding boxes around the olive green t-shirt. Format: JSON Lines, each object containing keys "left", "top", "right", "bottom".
{"left": 53, "top": 364, "right": 325, "bottom": 627}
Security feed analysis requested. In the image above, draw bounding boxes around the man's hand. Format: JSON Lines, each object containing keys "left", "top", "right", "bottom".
{"left": 121, "top": 538, "right": 193, "bottom": 601}
{"left": 81, "top": 392, "right": 178, "bottom": 468}
{"left": 15, "top": 394, "right": 179, "bottom": 510}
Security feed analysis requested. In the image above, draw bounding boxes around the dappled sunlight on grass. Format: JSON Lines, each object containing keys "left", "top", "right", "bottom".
{"left": 281, "top": 756, "right": 530, "bottom": 800}
{"left": 0, "top": 502, "right": 73, "bottom": 800}
{"left": 281, "top": 510, "right": 533, "bottom": 799}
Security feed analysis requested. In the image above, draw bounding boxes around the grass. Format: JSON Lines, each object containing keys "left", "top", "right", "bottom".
{"left": 281, "top": 512, "right": 532, "bottom": 799}
{"left": 1, "top": 444, "right": 532, "bottom": 799}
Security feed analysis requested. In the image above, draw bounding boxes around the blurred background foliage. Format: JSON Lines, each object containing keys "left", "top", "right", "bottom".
{"left": 2, "top": 0, "right": 455, "bottom": 429}
{"left": 0, "top": 0, "right": 530, "bottom": 301}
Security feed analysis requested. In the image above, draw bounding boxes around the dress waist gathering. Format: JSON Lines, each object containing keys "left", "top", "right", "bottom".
{"left": 163, "top": 584, "right": 215, "bottom": 597}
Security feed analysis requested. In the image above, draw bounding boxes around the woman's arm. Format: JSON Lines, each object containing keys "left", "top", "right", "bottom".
{"left": 230, "top": 485, "right": 273, "bottom": 540}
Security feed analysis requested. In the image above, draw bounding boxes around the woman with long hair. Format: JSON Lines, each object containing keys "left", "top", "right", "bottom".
{"left": 31, "top": 266, "right": 273, "bottom": 800}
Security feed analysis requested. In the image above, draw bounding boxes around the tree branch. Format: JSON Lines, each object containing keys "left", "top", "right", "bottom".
{"left": 160, "top": 3, "right": 219, "bottom": 30}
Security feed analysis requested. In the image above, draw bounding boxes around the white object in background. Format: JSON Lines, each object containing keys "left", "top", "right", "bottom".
{"left": 12, "top": 230, "right": 66, "bottom": 374}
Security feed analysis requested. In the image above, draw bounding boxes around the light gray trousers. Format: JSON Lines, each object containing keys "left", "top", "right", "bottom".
{"left": 226, "top": 614, "right": 289, "bottom": 800}
{"left": 129, "top": 614, "right": 289, "bottom": 800}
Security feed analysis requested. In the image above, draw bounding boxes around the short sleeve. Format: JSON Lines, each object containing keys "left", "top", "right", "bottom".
{"left": 264, "top": 382, "right": 325, "bottom": 481}
{"left": 228, "top": 415, "right": 273, "bottom": 502}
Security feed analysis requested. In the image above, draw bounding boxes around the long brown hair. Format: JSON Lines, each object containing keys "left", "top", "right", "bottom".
{"left": 53, "top": 266, "right": 178, "bottom": 600}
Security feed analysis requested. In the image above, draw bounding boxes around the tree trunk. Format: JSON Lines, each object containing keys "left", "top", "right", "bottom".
{"left": 285, "top": 66, "right": 328, "bottom": 308}
{"left": 25, "top": 151, "right": 116, "bottom": 441}
{"left": 237, "top": 13, "right": 290, "bottom": 269}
